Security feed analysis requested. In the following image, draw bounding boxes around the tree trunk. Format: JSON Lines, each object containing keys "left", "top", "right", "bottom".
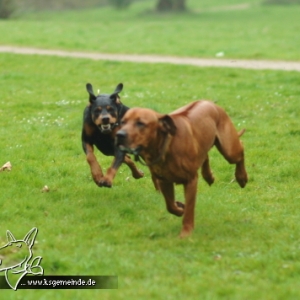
{"left": 0, "top": 0, "right": 15, "bottom": 18}
{"left": 156, "top": 0, "right": 186, "bottom": 12}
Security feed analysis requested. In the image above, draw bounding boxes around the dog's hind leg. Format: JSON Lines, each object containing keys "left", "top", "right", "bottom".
{"left": 215, "top": 124, "right": 248, "bottom": 188}
{"left": 201, "top": 156, "right": 215, "bottom": 186}
{"left": 123, "top": 155, "right": 144, "bottom": 179}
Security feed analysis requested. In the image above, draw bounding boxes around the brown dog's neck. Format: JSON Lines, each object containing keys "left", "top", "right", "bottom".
{"left": 138, "top": 132, "right": 172, "bottom": 167}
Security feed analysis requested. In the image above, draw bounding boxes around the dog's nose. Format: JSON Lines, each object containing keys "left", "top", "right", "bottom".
{"left": 116, "top": 130, "right": 127, "bottom": 139}
{"left": 101, "top": 116, "right": 110, "bottom": 124}
{"left": 116, "top": 130, "right": 127, "bottom": 144}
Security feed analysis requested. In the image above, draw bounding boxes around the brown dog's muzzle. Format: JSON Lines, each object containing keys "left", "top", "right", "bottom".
{"left": 115, "top": 130, "right": 127, "bottom": 149}
{"left": 115, "top": 130, "right": 142, "bottom": 155}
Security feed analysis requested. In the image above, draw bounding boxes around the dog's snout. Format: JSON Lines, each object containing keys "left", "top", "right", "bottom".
{"left": 101, "top": 116, "right": 110, "bottom": 124}
{"left": 116, "top": 130, "right": 127, "bottom": 140}
{"left": 116, "top": 130, "right": 127, "bottom": 145}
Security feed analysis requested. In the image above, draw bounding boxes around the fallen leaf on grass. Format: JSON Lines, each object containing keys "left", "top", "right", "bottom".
{"left": 41, "top": 185, "right": 50, "bottom": 192}
{"left": 214, "top": 254, "right": 222, "bottom": 261}
{"left": 0, "top": 161, "right": 12, "bottom": 172}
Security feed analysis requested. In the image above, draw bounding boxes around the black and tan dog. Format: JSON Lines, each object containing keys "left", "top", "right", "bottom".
{"left": 116, "top": 101, "right": 248, "bottom": 237}
{"left": 81, "top": 83, "right": 144, "bottom": 187}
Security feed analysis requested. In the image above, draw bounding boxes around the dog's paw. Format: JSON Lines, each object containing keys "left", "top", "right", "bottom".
{"left": 97, "top": 177, "right": 112, "bottom": 188}
{"left": 175, "top": 201, "right": 185, "bottom": 210}
{"left": 235, "top": 171, "right": 248, "bottom": 188}
{"left": 236, "top": 176, "right": 247, "bottom": 188}
{"left": 204, "top": 175, "right": 215, "bottom": 186}
{"left": 179, "top": 227, "right": 193, "bottom": 239}
{"left": 132, "top": 169, "right": 144, "bottom": 179}
{"left": 169, "top": 201, "right": 184, "bottom": 217}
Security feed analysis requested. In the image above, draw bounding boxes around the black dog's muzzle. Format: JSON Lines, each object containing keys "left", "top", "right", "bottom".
{"left": 98, "top": 122, "right": 119, "bottom": 133}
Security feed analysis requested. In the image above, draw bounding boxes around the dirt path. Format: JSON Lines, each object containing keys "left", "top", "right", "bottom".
{"left": 1, "top": 45, "right": 300, "bottom": 72}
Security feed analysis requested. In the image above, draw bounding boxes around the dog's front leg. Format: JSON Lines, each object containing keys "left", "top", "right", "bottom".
{"left": 151, "top": 175, "right": 161, "bottom": 191}
{"left": 123, "top": 155, "right": 144, "bottom": 179}
{"left": 158, "top": 180, "right": 184, "bottom": 217}
{"left": 180, "top": 175, "right": 198, "bottom": 238}
{"left": 85, "top": 143, "right": 104, "bottom": 186}
{"left": 99, "top": 148, "right": 125, "bottom": 187}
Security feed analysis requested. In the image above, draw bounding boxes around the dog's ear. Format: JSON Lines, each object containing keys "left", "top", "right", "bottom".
{"left": 110, "top": 83, "right": 123, "bottom": 104}
{"left": 86, "top": 83, "right": 96, "bottom": 103}
{"left": 159, "top": 115, "right": 177, "bottom": 136}
{"left": 114, "top": 83, "right": 123, "bottom": 94}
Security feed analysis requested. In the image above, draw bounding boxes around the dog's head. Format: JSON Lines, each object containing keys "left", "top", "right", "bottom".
{"left": 116, "top": 107, "right": 177, "bottom": 156}
{"left": 86, "top": 83, "right": 123, "bottom": 134}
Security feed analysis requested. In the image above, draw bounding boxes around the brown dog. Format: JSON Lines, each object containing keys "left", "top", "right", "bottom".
{"left": 116, "top": 101, "right": 248, "bottom": 237}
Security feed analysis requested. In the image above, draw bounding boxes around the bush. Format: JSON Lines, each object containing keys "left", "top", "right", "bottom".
{"left": 0, "top": 0, "right": 15, "bottom": 18}
{"left": 26, "top": 0, "right": 107, "bottom": 10}
{"left": 263, "top": 0, "right": 300, "bottom": 4}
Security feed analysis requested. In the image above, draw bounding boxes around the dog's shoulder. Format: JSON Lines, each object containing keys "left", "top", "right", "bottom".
{"left": 81, "top": 105, "right": 100, "bottom": 142}
{"left": 82, "top": 105, "right": 92, "bottom": 122}
{"left": 118, "top": 103, "right": 130, "bottom": 118}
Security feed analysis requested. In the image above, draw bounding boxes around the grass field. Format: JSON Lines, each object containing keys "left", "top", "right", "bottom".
{"left": 1, "top": 53, "right": 300, "bottom": 299}
{"left": 0, "top": 0, "right": 300, "bottom": 61}
{"left": 1, "top": 1, "right": 300, "bottom": 299}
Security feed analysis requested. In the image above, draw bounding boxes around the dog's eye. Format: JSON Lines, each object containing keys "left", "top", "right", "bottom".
{"left": 136, "top": 121, "right": 145, "bottom": 128}
{"left": 107, "top": 107, "right": 115, "bottom": 113}
{"left": 120, "top": 120, "right": 126, "bottom": 125}
{"left": 93, "top": 108, "right": 101, "bottom": 115}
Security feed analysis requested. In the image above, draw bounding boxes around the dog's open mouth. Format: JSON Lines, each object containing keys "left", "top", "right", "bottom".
{"left": 118, "top": 145, "right": 142, "bottom": 156}
{"left": 99, "top": 124, "right": 113, "bottom": 132}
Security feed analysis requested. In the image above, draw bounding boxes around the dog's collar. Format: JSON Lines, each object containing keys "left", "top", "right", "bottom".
{"left": 134, "top": 132, "right": 171, "bottom": 167}
{"left": 111, "top": 122, "right": 119, "bottom": 129}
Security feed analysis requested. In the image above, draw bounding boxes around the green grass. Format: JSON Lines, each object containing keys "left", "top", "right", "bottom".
{"left": 0, "top": 52, "right": 300, "bottom": 299}
{"left": 1, "top": 0, "right": 300, "bottom": 297}
{"left": 0, "top": 0, "right": 300, "bottom": 61}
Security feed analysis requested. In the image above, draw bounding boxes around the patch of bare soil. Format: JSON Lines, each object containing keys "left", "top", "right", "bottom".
{"left": 1, "top": 46, "right": 300, "bottom": 72}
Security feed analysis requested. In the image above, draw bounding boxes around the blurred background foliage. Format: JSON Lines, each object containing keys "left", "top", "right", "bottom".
{"left": 1, "top": 0, "right": 300, "bottom": 19}
{"left": 262, "top": 0, "right": 300, "bottom": 3}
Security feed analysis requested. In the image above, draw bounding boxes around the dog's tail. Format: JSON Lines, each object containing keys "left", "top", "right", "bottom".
{"left": 238, "top": 128, "right": 246, "bottom": 137}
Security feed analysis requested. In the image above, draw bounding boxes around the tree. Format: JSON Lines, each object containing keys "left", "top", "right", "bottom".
{"left": 0, "top": 0, "right": 15, "bottom": 19}
{"left": 156, "top": 0, "right": 186, "bottom": 12}
{"left": 110, "top": 0, "right": 131, "bottom": 9}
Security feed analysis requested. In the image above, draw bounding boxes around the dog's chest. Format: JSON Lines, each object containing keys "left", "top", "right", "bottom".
{"left": 150, "top": 163, "right": 186, "bottom": 183}
{"left": 93, "top": 133, "right": 115, "bottom": 156}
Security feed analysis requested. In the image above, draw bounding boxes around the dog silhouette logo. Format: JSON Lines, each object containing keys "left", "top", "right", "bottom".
{"left": 0, "top": 227, "right": 44, "bottom": 290}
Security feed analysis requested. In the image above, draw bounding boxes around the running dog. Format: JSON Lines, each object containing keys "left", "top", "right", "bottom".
{"left": 82, "top": 82, "right": 143, "bottom": 187}
{"left": 116, "top": 101, "right": 248, "bottom": 237}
